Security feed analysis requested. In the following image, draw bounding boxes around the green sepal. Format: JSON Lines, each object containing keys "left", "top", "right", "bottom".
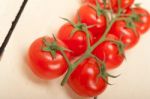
{"left": 42, "top": 46, "right": 51, "bottom": 52}
{"left": 59, "top": 46, "right": 72, "bottom": 52}
{"left": 106, "top": 73, "right": 120, "bottom": 78}
{"left": 60, "top": 17, "right": 76, "bottom": 27}
{"left": 43, "top": 38, "right": 51, "bottom": 46}
{"left": 96, "top": 0, "right": 104, "bottom": 16}
{"left": 69, "top": 28, "right": 79, "bottom": 38}
{"left": 91, "top": 54, "right": 115, "bottom": 85}
{"left": 42, "top": 37, "right": 71, "bottom": 59}
{"left": 129, "top": 12, "right": 141, "bottom": 22}
{"left": 125, "top": 18, "right": 139, "bottom": 36}
{"left": 106, "top": 39, "right": 125, "bottom": 56}
{"left": 117, "top": 41, "right": 125, "bottom": 56}
{"left": 134, "top": 3, "right": 141, "bottom": 7}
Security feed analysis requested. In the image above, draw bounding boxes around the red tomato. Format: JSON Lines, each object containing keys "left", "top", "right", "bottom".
{"left": 68, "top": 58, "right": 107, "bottom": 97}
{"left": 28, "top": 36, "right": 69, "bottom": 80}
{"left": 126, "top": 7, "right": 150, "bottom": 34}
{"left": 110, "top": 20, "right": 140, "bottom": 50}
{"left": 83, "top": 0, "right": 117, "bottom": 9}
{"left": 74, "top": 4, "right": 107, "bottom": 37}
{"left": 93, "top": 34, "right": 124, "bottom": 70}
{"left": 57, "top": 23, "right": 94, "bottom": 57}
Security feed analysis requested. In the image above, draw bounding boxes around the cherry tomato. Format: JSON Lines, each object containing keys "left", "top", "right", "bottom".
{"left": 110, "top": 20, "right": 140, "bottom": 50}
{"left": 74, "top": 4, "right": 107, "bottom": 37}
{"left": 126, "top": 7, "right": 150, "bottom": 34}
{"left": 68, "top": 58, "right": 107, "bottom": 97}
{"left": 83, "top": 0, "right": 117, "bottom": 9}
{"left": 93, "top": 34, "right": 124, "bottom": 70}
{"left": 57, "top": 23, "right": 94, "bottom": 57}
{"left": 28, "top": 36, "right": 69, "bottom": 80}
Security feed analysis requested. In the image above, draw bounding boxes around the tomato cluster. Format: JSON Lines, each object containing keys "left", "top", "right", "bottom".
{"left": 27, "top": 0, "right": 150, "bottom": 98}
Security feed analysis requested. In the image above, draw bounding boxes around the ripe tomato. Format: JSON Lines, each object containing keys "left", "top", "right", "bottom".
{"left": 83, "top": 0, "right": 117, "bottom": 9}
{"left": 28, "top": 36, "right": 69, "bottom": 80}
{"left": 110, "top": 20, "right": 140, "bottom": 50}
{"left": 93, "top": 34, "right": 124, "bottom": 70}
{"left": 126, "top": 7, "right": 150, "bottom": 34}
{"left": 68, "top": 58, "right": 107, "bottom": 97}
{"left": 74, "top": 4, "right": 107, "bottom": 37}
{"left": 57, "top": 23, "right": 94, "bottom": 57}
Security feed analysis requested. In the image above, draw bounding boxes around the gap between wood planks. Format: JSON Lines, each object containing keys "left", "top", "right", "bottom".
{"left": 0, "top": 0, "right": 28, "bottom": 60}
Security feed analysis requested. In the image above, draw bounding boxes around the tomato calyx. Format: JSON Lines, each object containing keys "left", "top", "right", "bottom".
{"left": 134, "top": 3, "right": 141, "bottom": 8}
{"left": 89, "top": 0, "right": 105, "bottom": 17}
{"left": 100, "top": 64, "right": 119, "bottom": 85}
{"left": 95, "top": 0, "right": 105, "bottom": 16}
{"left": 92, "top": 54, "right": 119, "bottom": 85}
{"left": 61, "top": 17, "right": 93, "bottom": 50}
{"left": 42, "top": 35, "right": 70, "bottom": 59}
{"left": 129, "top": 11, "right": 143, "bottom": 23}
{"left": 61, "top": 17, "right": 93, "bottom": 38}
{"left": 125, "top": 18, "right": 139, "bottom": 36}
{"left": 117, "top": 16, "right": 139, "bottom": 36}
{"left": 106, "top": 38, "right": 125, "bottom": 56}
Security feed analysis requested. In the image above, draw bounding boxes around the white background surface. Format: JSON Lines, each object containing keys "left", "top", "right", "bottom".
{"left": 0, "top": 0, "right": 150, "bottom": 99}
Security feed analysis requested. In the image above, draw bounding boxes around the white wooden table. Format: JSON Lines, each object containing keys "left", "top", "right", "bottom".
{"left": 0, "top": 0, "right": 150, "bottom": 99}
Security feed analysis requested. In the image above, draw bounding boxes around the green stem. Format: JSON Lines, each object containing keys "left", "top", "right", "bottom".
{"left": 104, "top": 10, "right": 110, "bottom": 26}
{"left": 60, "top": 17, "right": 76, "bottom": 27}
{"left": 108, "top": 0, "right": 114, "bottom": 19}
{"left": 94, "top": 96, "right": 97, "bottom": 99}
{"left": 106, "top": 38, "right": 122, "bottom": 44}
{"left": 61, "top": 16, "right": 118, "bottom": 86}
{"left": 91, "top": 54, "right": 105, "bottom": 65}
{"left": 83, "top": 27, "right": 91, "bottom": 49}
{"left": 61, "top": 30, "right": 92, "bottom": 85}
{"left": 118, "top": 0, "right": 121, "bottom": 8}
{"left": 61, "top": 66, "right": 73, "bottom": 86}
{"left": 116, "top": 17, "right": 127, "bottom": 21}
{"left": 118, "top": 0, "right": 122, "bottom": 14}
{"left": 61, "top": 52, "right": 90, "bottom": 85}
{"left": 60, "top": 50, "right": 71, "bottom": 66}
{"left": 91, "top": 17, "right": 117, "bottom": 50}
{"left": 61, "top": 4, "right": 123, "bottom": 85}
{"left": 73, "top": 52, "right": 90, "bottom": 69}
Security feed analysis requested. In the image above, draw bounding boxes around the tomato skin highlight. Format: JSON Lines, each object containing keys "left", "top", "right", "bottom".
{"left": 93, "top": 34, "right": 124, "bottom": 70}
{"left": 74, "top": 4, "right": 107, "bottom": 37}
{"left": 110, "top": 20, "right": 140, "bottom": 50}
{"left": 126, "top": 7, "right": 150, "bottom": 34}
{"left": 68, "top": 58, "right": 107, "bottom": 97}
{"left": 57, "top": 23, "right": 94, "bottom": 57}
{"left": 28, "top": 37, "right": 69, "bottom": 80}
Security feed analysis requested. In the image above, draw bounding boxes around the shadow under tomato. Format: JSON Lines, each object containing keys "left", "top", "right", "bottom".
{"left": 63, "top": 84, "right": 92, "bottom": 99}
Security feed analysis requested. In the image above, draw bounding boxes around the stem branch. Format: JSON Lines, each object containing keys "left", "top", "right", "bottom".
{"left": 61, "top": 52, "right": 90, "bottom": 85}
